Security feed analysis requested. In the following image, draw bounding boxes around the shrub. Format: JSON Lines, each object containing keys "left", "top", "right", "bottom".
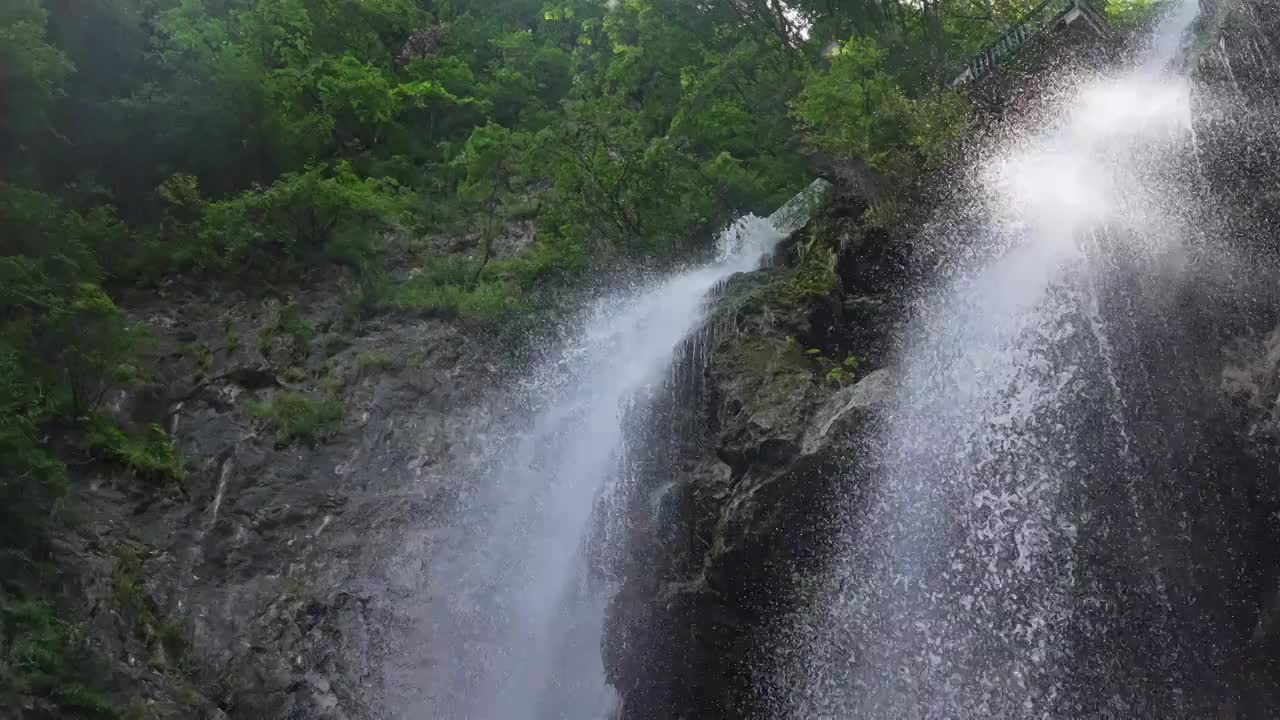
{"left": 1, "top": 189, "right": 140, "bottom": 422}
{"left": 155, "top": 619, "right": 189, "bottom": 663}
{"left": 791, "top": 37, "right": 969, "bottom": 189}
{"left": 1, "top": 600, "right": 116, "bottom": 719}
{"left": 341, "top": 267, "right": 392, "bottom": 323}
{"left": 387, "top": 276, "right": 522, "bottom": 320}
{"left": 259, "top": 301, "right": 315, "bottom": 364}
{"left": 0, "top": 346, "right": 67, "bottom": 550}
{"left": 784, "top": 239, "right": 838, "bottom": 304}
{"left": 374, "top": 253, "right": 526, "bottom": 320}
{"left": 247, "top": 392, "right": 345, "bottom": 446}
{"left": 826, "top": 355, "right": 861, "bottom": 385}
{"left": 81, "top": 415, "right": 186, "bottom": 486}
{"left": 0, "top": 186, "right": 98, "bottom": 285}
{"left": 46, "top": 284, "right": 140, "bottom": 416}
{"left": 354, "top": 350, "right": 397, "bottom": 374}
{"left": 4, "top": 277, "right": 140, "bottom": 419}
{"left": 193, "top": 162, "right": 404, "bottom": 275}
{"left": 487, "top": 234, "right": 590, "bottom": 284}
{"left": 111, "top": 547, "right": 145, "bottom": 615}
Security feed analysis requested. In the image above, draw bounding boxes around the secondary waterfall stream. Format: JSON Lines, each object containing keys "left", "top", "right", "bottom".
{"left": 386, "top": 183, "right": 828, "bottom": 718}
{"left": 774, "top": 1, "right": 1215, "bottom": 717}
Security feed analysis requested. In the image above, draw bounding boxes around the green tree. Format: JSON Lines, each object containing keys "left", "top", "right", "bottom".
{"left": 195, "top": 161, "right": 404, "bottom": 273}
{"left": 792, "top": 37, "right": 969, "bottom": 191}
{"left": 453, "top": 124, "right": 531, "bottom": 281}
{"left": 0, "top": 1, "right": 72, "bottom": 179}
{"left": 0, "top": 348, "right": 66, "bottom": 550}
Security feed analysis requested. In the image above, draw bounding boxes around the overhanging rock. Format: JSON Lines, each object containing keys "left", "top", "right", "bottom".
{"left": 768, "top": 178, "right": 834, "bottom": 236}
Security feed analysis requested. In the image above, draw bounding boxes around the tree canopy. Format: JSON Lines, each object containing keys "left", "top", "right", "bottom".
{"left": 2, "top": 0, "right": 1061, "bottom": 267}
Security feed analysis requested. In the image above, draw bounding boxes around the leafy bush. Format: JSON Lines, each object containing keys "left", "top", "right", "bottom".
{"left": 784, "top": 238, "right": 839, "bottom": 304}
{"left": 155, "top": 619, "right": 189, "bottom": 663}
{"left": 192, "top": 162, "right": 404, "bottom": 275}
{"left": 360, "top": 252, "right": 526, "bottom": 321}
{"left": 0, "top": 188, "right": 148, "bottom": 549}
{"left": 454, "top": 281, "right": 524, "bottom": 319}
{"left": 247, "top": 392, "right": 345, "bottom": 446}
{"left": 39, "top": 284, "right": 140, "bottom": 417}
{"left": 111, "top": 547, "right": 145, "bottom": 616}
{"left": 0, "top": 1, "right": 72, "bottom": 169}
{"left": 0, "top": 191, "right": 130, "bottom": 551}
{"left": 487, "top": 233, "right": 590, "bottom": 285}
{"left": 1, "top": 601, "right": 117, "bottom": 719}
{"left": 81, "top": 416, "right": 186, "bottom": 487}
{"left": 0, "top": 347, "right": 66, "bottom": 551}
{"left": 534, "top": 97, "right": 726, "bottom": 257}
{"left": 0, "top": 187, "right": 99, "bottom": 287}
{"left": 258, "top": 301, "right": 315, "bottom": 364}
{"left": 388, "top": 276, "right": 522, "bottom": 320}
{"left": 792, "top": 37, "right": 970, "bottom": 189}
{"left": 156, "top": 173, "right": 205, "bottom": 223}
{"left": 354, "top": 350, "right": 397, "bottom": 374}
{"left": 826, "top": 355, "right": 861, "bottom": 385}
{"left": 341, "top": 267, "right": 392, "bottom": 323}
{"left": 1, "top": 214, "right": 140, "bottom": 416}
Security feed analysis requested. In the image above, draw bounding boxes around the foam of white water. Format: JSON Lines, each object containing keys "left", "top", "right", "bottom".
{"left": 774, "top": 2, "right": 1204, "bottom": 717}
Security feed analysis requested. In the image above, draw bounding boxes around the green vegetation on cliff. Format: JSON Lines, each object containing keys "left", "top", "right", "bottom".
{"left": 248, "top": 391, "right": 346, "bottom": 447}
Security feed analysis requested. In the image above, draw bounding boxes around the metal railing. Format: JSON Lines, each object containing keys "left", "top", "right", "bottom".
{"left": 949, "top": 0, "right": 1109, "bottom": 87}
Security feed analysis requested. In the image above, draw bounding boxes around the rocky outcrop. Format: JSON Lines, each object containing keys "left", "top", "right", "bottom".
{"left": 602, "top": 206, "right": 912, "bottom": 718}
{"left": 17, "top": 273, "right": 515, "bottom": 719}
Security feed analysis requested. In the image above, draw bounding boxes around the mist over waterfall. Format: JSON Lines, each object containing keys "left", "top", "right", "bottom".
{"left": 772, "top": 1, "right": 1235, "bottom": 717}
{"left": 382, "top": 186, "right": 829, "bottom": 718}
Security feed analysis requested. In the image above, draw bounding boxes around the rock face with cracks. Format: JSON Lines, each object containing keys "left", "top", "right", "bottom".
{"left": 5, "top": 278, "right": 514, "bottom": 719}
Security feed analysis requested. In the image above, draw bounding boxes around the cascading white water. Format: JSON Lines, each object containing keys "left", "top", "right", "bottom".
{"left": 386, "top": 182, "right": 828, "bottom": 719}
{"left": 774, "top": 3, "right": 1206, "bottom": 717}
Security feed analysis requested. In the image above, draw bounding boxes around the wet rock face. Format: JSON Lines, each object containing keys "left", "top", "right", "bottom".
{"left": 601, "top": 214, "right": 909, "bottom": 719}
{"left": 1212, "top": 322, "right": 1280, "bottom": 714}
{"left": 1035, "top": 242, "right": 1280, "bottom": 715}
{"left": 56, "top": 281, "right": 511, "bottom": 719}
{"left": 1179, "top": 9, "right": 1280, "bottom": 710}
{"left": 1194, "top": 0, "right": 1280, "bottom": 250}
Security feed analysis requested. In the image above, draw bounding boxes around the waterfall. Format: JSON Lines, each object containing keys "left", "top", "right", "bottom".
{"left": 385, "top": 182, "right": 829, "bottom": 719}
{"left": 774, "top": 2, "right": 1211, "bottom": 717}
